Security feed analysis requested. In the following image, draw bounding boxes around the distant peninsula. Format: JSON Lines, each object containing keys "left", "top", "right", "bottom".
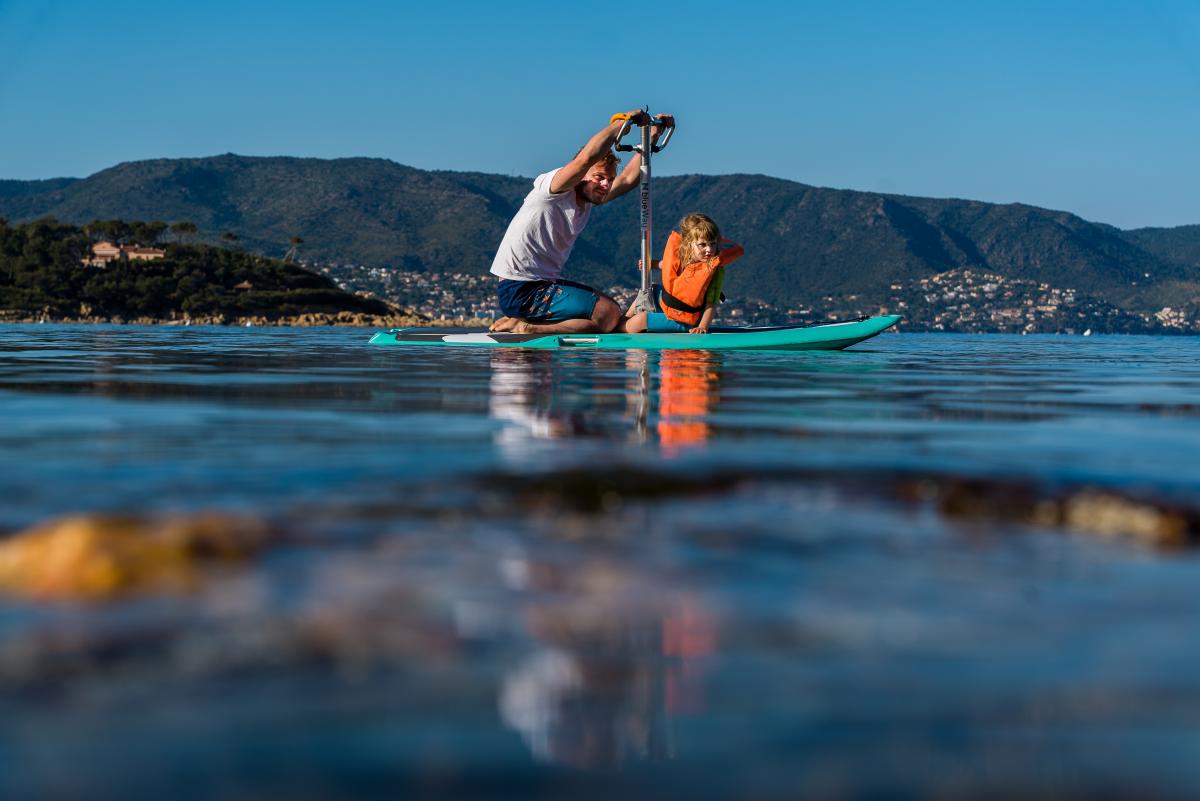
{"left": 0, "top": 218, "right": 426, "bottom": 326}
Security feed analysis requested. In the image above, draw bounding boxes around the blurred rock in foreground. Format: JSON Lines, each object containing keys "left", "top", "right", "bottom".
{"left": 0, "top": 512, "right": 272, "bottom": 602}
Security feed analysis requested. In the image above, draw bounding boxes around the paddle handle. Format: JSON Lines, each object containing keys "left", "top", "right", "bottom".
{"left": 612, "top": 113, "right": 673, "bottom": 153}
{"left": 613, "top": 116, "right": 637, "bottom": 152}
{"left": 651, "top": 118, "right": 674, "bottom": 153}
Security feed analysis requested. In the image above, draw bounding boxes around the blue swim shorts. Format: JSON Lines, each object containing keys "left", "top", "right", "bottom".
{"left": 497, "top": 279, "right": 600, "bottom": 323}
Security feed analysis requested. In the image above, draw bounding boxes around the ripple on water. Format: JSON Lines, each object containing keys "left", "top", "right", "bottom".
{"left": 2, "top": 326, "right": 1200, "bottom": 798}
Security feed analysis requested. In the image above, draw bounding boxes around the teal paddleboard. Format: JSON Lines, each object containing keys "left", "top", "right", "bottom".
{"left": 369, "top": 315, "right": 900, "bottom": 351}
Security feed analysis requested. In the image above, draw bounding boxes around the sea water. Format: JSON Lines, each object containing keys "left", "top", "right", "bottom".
{"left": 1, "top": 324, "right": 1199, "bottom": 799}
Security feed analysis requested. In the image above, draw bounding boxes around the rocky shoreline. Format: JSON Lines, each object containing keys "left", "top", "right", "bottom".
{"left": 0, "top": 309, "right": 491, "bottom": 328}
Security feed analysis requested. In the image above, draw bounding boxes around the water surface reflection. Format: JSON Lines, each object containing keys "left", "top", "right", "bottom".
{"left": 487, "top": 348, "right": 726, "bottom": 457}
{"left": 3, "top": 327, "right": 1200, "bottom": 798}
{"left": 497, "top": 554, "right": 716, "bottom": 769}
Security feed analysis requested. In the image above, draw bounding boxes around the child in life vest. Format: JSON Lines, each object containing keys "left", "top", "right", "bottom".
{"left": 623, "top": 213, "right": 744, "bottom": 334}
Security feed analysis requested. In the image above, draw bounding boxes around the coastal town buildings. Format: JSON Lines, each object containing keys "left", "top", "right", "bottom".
{"left": 316, "top": 263, "right": 1197, "bottom": 334}
{"left": 81, "top": 241, "right": 166, "bottom": 267}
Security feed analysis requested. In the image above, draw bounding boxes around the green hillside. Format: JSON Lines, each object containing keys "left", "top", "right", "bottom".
{"left": 2, "top": 154, "right": 1198, "bottom": 314}
{"left": 1120, "top": 224, "right": 1200, "bottom": 270}
{"left": 0, "top": 218, "right": 396, "bottom": 322}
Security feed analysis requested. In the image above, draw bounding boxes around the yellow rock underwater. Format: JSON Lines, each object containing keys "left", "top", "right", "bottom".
{"left": 0, "top": 512, "right": 272, "bottom": 601}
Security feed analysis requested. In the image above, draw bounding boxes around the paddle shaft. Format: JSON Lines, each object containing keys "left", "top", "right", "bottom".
{"left": 615, "top": 109, "right": 674, "bottom": 314}
{"left": 637, "top": 120, "right": 653, "bottom": 311}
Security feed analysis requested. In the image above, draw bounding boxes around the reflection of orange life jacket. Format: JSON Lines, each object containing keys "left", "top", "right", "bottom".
{"left": 658, "top": 231, "right": 744, "bottom": 326}
{"left": 657, "top": 350, "right": 718, "bottom": 451}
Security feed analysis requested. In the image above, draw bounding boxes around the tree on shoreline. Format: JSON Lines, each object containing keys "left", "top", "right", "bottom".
{"left": 170, "top": 221, "right": 198, "bottom": 244}
{"left": 285, "top": 236, "right": 304, "bottom": 263}
{"left": 131, "top": 221, "right": 168, "bottom": 245}
{"left": 85, "top": 219, "right": 131, "bottom": 244}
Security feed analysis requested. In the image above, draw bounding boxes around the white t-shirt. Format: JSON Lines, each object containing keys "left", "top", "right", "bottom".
{"left": 489, "top": 169, "right": 591, "bottom": 282}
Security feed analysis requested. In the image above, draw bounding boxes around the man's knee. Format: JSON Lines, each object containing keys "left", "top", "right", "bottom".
{"left": 592, "top": 296, "right": 621, "bottom": 332}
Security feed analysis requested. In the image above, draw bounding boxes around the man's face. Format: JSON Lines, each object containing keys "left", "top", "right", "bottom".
{"left": 577, "top": 164, "right": 616, "bottom": 204}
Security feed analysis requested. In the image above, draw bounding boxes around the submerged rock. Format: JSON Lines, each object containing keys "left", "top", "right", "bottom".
{"left": 1059, "top": 491, "right": 1192, "bottom": 547}
{"left": 0, "top": 512, "right": 272, "bottom": 602}
{"left": 918, "top": 477, "right": 1199, "bottom": 548}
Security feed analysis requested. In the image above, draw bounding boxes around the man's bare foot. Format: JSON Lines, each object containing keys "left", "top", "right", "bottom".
{"left": 490, "top": 316, "right": 521, "bottom": 332}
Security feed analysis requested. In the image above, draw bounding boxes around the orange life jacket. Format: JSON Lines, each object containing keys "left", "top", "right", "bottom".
{"left": 658, "top": 231, "right": 744, "bottom": 326}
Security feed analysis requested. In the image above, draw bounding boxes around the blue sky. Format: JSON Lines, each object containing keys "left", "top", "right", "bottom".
{"left": 1, "top": 0, "right": 1198, "bottom": 228}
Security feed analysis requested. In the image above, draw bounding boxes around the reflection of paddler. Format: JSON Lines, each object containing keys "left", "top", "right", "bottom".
{"left": 656, "top": 350, "right": 720, "bottom": 451}
{"left": 625, "top": 350, "right": 652, "bottom": 443}
{"left": 498, "top": 555, "right": 717, "bottom": 769}
{"left": 488, "top": 350, "right": 583, "bottom": 448}
{"left": 661, "top": 594, "right": 716, "bottom": 715}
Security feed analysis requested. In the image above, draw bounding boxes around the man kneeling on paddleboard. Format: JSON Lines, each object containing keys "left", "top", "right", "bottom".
{"left": 489, "top": 110, "right": 673, "bottom": 334}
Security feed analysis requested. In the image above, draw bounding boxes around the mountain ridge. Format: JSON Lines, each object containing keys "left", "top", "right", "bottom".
{"left": 1, "top": 154, "right": 1197, "bottom": 313}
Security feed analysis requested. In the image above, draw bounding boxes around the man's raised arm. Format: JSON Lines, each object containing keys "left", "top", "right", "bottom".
{"left": 600, "top": 114, "right": 674, "bottom": 205}
{"left": 548, "top": 109, "right": 651, "bottom": 195}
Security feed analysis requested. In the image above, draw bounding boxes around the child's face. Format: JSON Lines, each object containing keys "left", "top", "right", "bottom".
{"left": 691, "top": 237, "right": 718, "bottom": 261}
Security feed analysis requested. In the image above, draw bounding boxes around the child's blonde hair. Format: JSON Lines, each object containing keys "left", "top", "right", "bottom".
{"left": 676, "top": 213, "right": 721, "bottom": 266}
